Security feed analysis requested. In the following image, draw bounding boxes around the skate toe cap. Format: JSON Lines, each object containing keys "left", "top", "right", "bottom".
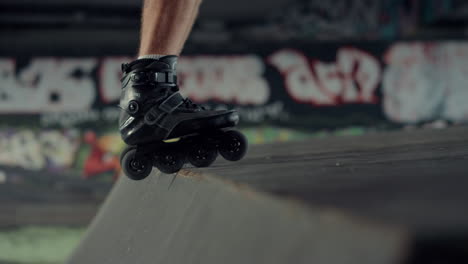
{"left": 213, "top": 109, "right": 239, "bottom": 125}
{"left": 228, "top": 111, "right": 239, "bottom": 124}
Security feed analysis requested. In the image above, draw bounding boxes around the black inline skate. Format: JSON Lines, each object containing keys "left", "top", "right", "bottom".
{"left": 118, "top": 56, "right": 247, "bottom": 180}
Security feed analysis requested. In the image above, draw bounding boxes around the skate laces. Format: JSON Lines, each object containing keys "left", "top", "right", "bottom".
{"left": 170, "top": 86, "right": 204, "bottom": 110}
{"left": 182, "top": 98, "right": 205, "bottom": 110}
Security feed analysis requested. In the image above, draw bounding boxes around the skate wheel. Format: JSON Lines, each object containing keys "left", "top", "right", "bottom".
{"left": 187, "top": 143, "right": 217, "bottom": 168}
{"left": 121, "top": 149, "right": 152, "bottom": 181}
{"left": 120, "top": 145, "right": 135, "bottom": 165}
{"left": 219, "top": 130, "right": 247, "bottom": 161}
{"left": 154, "top": 148, "right": 185, "bottom": 174}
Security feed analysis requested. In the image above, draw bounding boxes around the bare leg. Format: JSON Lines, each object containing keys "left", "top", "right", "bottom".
{"left": 139, "top": 0, "right": 202, "bottom": 56}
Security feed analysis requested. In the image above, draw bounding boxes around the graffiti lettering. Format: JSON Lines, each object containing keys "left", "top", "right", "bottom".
{"left": 178, "top": 56, "right": 269, "bottom": 104}
{"left": 0, "top": 130, "right": 78, "bottom": 170}
{"left": 0, "top": 58, "right": 97, "bottom": 113}
{"left": 234, "top": 101, "right": 287, "bottom": 123}
{"left": 41, "top": 110, "right": 101, "bottom": 127}
{"left": 268, "top": 48, "right": 381, "bottom": 106}
{"left": 383, "top": 42, "right": 468, "bottom": 122}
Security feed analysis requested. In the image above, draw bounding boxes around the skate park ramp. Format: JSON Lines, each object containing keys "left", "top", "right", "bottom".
{"left": 69, "top": 127, "right": 468, "bottom": 264}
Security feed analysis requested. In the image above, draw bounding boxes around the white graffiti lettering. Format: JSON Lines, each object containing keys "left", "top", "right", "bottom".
{"left": 383, "top": 42, "right": 468, "bottom": 123}
{"left": 0, "top": 58, "right": 97, "bottom": 113}
{"left": 178, "top": 56, "right": 270, "bottom": 104}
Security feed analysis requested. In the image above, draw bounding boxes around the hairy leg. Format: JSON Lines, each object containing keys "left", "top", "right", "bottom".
{"left": 139, "top": 0, "right": 202, "bottom": 56}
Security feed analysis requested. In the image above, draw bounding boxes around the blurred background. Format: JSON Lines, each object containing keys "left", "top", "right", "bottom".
{"left": 1, "top": 0, "right": 468, "bottom": 263}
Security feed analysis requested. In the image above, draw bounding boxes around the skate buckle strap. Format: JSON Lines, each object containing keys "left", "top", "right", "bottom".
{"left": 159, "top": 92, "right": 184, "bottom": 113}
{"left": 144, "top": 92, "right": 184, "bottom": 126}
{"left": 131, "top": 70, "right": 177, "bottom": 87}
{"left": 153, "top": 71, "right": 177, "bottom": 85}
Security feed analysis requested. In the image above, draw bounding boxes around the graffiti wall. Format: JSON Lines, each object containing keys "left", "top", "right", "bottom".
{"left": 269, "top": 0, "right": 419, "bottom": 40}
{"left": 264, "top": 0, "right": 466, "bottom": 41}
{"left": 384, "top": 42, "right": 468, "bottom": 122}
{"left": 1, "top": 41, "right": 467, "bottom": 182}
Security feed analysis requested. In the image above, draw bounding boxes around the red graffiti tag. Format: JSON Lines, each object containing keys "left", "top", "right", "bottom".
{"left": 268, "top": 48, "right": 381, "bottom": 106}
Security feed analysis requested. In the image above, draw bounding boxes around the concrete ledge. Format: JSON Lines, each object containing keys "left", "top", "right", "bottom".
{"left": 69, "top": 171, "right": 406, "bottom": 264}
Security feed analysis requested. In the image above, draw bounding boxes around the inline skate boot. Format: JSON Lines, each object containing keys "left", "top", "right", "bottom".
{"left": 118, "top": 56, "right": 247, "bottom": 180}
